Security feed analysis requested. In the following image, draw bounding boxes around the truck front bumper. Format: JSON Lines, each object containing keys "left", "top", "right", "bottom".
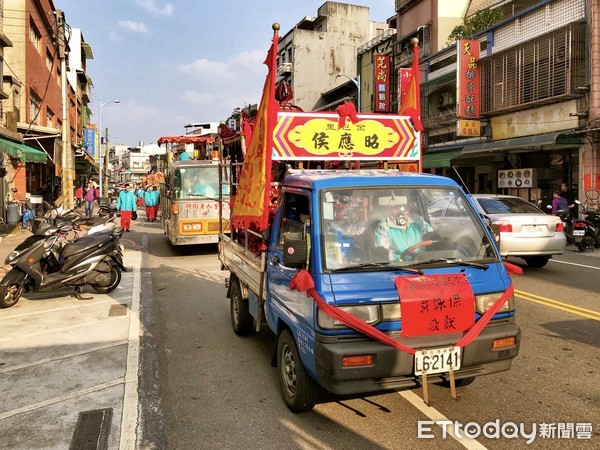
{"left": 314, "top": 321, "right": 520, "bottom": 396}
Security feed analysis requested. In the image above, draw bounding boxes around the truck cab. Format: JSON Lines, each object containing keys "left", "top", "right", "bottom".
{"left": 224, "top": 169, "right": 520, "bottom": 412}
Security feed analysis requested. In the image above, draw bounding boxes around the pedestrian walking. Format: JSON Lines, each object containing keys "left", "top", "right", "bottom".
{"left": 116, "top": 183, "right": 137, "bottom": 232}
{"left": 75, "top": 185, "right": 83, "bottom": 208}
{"left": 143, "top": 185, "right": 160, "bottom": 222}
{"left": 84, "top": 181, "right": 96, "bottom": 217}
{"left": 559, "top": 182, "right": 578, "bottom": 215}
{"left": 551, "top": 192, "right": 569, "bottom": 215}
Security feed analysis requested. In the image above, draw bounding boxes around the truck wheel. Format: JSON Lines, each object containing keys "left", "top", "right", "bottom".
{"left": 524, "top": 256, "right": 549, "bottom": 268}
{"left": 277, "top": 329, "right": 317, "bottom": 413}
{"left": 230, "top": 278, "right": 253, "bottom": 336}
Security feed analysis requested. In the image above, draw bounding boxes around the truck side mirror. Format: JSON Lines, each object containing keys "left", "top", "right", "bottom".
{"left": 283, "top": 232, "right": 307, "bottom": 269}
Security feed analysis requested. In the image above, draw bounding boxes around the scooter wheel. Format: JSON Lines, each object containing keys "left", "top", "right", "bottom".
{"left": 91, "top": 265, "right": 122, "bottom": 293}
{"left": 0, "top": 282, "right": 24, "bottom": 308}
{"left": 577, "top": 242, "right": 586, "bottom": 252}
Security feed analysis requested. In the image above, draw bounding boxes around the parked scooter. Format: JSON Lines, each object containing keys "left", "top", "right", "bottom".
{"left": 580, "top": 206, "right": 600, "bottom": 251}
{"left": 0, "top": 222, "right": 126, "bottom": 308}
{"left": 551, "top": 200, "right": 599, "bottom": 252}
{"left": 555, "top": 210, "right": 575, "bottom": 245}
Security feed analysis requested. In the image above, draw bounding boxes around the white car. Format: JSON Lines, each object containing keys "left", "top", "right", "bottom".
{"left": 471, "top": 194, "right": 566, "bottom": 268}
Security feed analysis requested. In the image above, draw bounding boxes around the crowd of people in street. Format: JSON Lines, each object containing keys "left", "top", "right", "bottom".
{"left": 73, "top": 180, "right": 161, "bottom": 231}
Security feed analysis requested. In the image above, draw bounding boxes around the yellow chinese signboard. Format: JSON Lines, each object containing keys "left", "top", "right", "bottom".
{"left": 272, "top": 112, "right": 420, "bottom": 161}
{"left": 456, "top": 119, "right": 481, "bottom": 137}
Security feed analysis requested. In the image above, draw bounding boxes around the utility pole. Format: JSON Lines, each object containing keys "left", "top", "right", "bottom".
{"left": 56, "top": 10, "right": 73, "bottom": 208}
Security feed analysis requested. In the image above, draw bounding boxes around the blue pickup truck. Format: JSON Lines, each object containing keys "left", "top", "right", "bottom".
{"left": 219, "top": 169, "right": 520, "bottom": 412}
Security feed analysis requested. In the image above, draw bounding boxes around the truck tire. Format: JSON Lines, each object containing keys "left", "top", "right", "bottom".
{"left": 277, "top": 329, "right": 317, "bottom": 413}
{"left": 438, "top": 376, "right": 476, "bottom": 388}
{"left": 230, "top": 278, "right": 253, "bottom": 336}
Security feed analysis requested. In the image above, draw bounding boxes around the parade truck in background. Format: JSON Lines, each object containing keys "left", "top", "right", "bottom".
{"left": 217, "top": 24, "right": 521, "bottom": 412}
{"left": 157, "top": 135, "right": 230, "bottom": 246}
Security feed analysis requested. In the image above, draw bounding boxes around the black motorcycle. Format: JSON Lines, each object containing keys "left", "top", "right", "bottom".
{"left": 581, "top": 207, "right": 600, "bottom": 250}
{"left": 0, "top": 222, "right": 126, "bottom": 308}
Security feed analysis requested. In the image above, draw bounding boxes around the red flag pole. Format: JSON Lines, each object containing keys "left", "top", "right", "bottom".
{"left": 231, "top": 24, "right": 279, "bottom": 231}
{"left": 411, "top": 38, "right": 424, "bottom": 172}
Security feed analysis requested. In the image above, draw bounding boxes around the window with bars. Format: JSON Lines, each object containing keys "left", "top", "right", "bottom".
{"left": 46, "top": 108, "right": 54, "bottom": 127}
{"left": 29, "top": 91, "right": 40, "bottom": 125}
{"left": 29, "top": 18, "right": 41, "bottom": 52}
{"left": 481, "top": 23, "right": 585, "bottom": 114}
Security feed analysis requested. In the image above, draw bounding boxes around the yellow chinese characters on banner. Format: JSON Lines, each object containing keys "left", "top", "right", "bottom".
{"left": 273, "top": 112, "right": 420, "bottom": 161}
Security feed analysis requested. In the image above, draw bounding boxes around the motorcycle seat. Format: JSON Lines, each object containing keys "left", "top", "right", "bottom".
{"left": 61, "top": 234, "right": 113, "bottom": 258}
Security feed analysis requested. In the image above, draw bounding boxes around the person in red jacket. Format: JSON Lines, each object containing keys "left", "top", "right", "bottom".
{"left": 75, "top": 185, "right": 83, "bottom": 208}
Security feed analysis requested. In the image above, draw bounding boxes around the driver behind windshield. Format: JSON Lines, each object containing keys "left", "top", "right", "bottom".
{"left": 374, "top": 204, "right": 432, "bottom": 260}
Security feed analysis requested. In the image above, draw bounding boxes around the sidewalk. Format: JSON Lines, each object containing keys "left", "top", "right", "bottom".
{"left": 0, "top": 218, "right": 143, "bottom": 449}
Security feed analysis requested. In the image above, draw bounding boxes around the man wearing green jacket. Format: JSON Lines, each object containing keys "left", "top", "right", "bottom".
{"left": 116, "top": 183, "right": 137, "bottom": 232}
{"left": 143, "top": 185, "right": 160, "bottom": 222}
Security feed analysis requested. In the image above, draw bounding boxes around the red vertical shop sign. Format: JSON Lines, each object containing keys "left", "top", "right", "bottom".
{"left": 374, "top": 55, "right": 390, "bottom": 112}
{"left": 456, "top": 39, "right": 480, "bottom": 118}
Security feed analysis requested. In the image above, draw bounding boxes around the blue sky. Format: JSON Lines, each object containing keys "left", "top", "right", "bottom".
{"left": 55, "top": 0, "right": 394, "bottom": 147}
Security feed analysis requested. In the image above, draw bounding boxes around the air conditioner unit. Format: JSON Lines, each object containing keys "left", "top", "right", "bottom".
{"left": 277, "top": 63, "right": 293, "bottom": 75}
{"left": 437, "top": 92, "right": 455, "bottom": 108}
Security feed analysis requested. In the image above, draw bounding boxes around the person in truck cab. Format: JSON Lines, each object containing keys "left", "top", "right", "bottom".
{"left": 374, "top": 205, "right": 433, "bottom": 261}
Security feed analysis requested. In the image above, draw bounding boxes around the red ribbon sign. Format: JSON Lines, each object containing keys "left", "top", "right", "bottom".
{"left": 395, "top": 274, "right": 475, "bottom": 338}
{"left": 289, "top": 269, "right": 516, "bottom": 355}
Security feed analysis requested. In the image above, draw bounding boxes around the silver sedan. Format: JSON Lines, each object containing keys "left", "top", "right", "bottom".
{"left": 472, "top": 194, "right": 566, "bottom": 268}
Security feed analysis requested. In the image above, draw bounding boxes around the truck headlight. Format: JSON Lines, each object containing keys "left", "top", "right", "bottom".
{"left": 318, "top": 304, "right": 380, "bottom": 329}
{"left": 476, "top": 291, "right": 514, "bottom": 314}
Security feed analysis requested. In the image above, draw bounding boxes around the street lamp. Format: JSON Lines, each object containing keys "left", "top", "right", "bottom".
{"left": 98, "top": 99, "right": 120, "bottom": 197}
{"left": 337, "top": 73, "right": 361, "bottom": 112}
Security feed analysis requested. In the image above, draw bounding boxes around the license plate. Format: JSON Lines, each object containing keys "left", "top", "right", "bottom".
{"left": 414, "top": 346, "right": 461, "bottom": 376}
{"left": 522, "top": 225, "right": 545, "bottom": 233}
{"left": 573, "top": 230, "right": 585, "bottom": 236}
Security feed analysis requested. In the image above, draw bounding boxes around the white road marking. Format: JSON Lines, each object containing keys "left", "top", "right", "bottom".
{"left": 119, "top": 252, "right": 142, "bottom": 450}
{"left": 399, "top": 390, "right": 488, "bottom": 449}
{"left": 549, "top": 259, "right": 600, "bottom": 270}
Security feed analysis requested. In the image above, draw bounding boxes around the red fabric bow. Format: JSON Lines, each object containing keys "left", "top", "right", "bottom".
{"left": 336, "top": 101, "right": 359, "bottom": 129}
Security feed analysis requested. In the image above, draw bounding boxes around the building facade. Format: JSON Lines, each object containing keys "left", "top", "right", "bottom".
{"left": 277, "top": 1, "right": 392, "bottom": 112}
{"left": 1, "top": 0, "right": 92, "bottom": 219}
{"left": 407, "top": 0, "right": 597, "bottom": 207}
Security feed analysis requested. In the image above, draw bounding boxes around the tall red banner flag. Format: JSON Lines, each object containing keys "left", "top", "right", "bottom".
{"left": 398, "top": 42, "right": 424, "bottom": 132}
{"left": 231, "top": 26, "right": 279, "bottom": 231}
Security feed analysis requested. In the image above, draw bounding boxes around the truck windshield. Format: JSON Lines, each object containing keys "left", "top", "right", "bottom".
{"left": 173, "top": 166, "right": 229, "bottom": 199}
{"left": 320, "top": 187, "right": 497, "bottom": 271}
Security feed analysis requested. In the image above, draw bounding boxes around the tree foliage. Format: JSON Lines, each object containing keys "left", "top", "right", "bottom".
{"left": 447, "top": 8, "right": 504, "bottom": 45}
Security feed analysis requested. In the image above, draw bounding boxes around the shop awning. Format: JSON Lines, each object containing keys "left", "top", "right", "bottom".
{"left": 0, "top": 138, "right": 48, "bottom": 163}
{"left": 422, "top": 150, "right": 463, "bottom": 168}
{"left": 461, "top": 132, "right": 581, "bottom": 156}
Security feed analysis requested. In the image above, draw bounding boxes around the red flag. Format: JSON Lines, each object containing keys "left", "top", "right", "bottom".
{"left": 399, "top": 43, "right": 424, "bottom": 132}
{"left": 231, "top": 28, "right": 279, "bottom": 231}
